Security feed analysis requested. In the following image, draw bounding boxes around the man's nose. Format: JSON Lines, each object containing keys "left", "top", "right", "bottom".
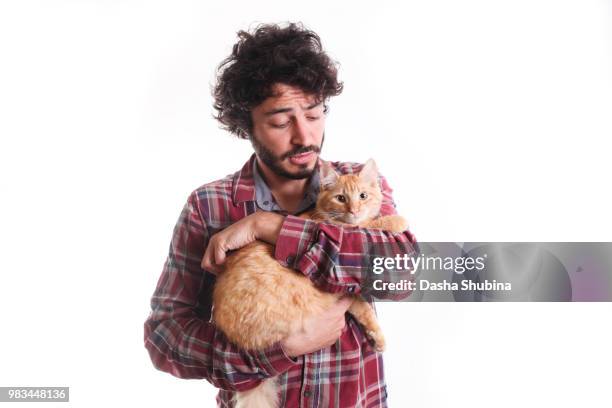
{"left": 290, "top": 116, "right": 313, "bottom": 146}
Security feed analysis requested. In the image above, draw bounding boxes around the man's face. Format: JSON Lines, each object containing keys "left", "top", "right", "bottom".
{"left": 250, "top": 83, "right": 326, "bottom": 180}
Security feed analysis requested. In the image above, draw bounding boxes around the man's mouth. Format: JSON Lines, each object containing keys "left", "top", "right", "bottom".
{"left": 288, "top": 151, "right": 316, "bottom": 165}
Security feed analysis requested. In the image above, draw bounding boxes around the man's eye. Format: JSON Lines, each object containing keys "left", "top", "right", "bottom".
{"left": 359, "top": 192, "right": 368, "bottom": 200}
{"left": 306, "top": 116, "right": 320, "bottom": 121}
{"left": 271, "top": 122, "right": 289, "bottom": 129}
{"left": 336, "top": 195, "right": 346, "bottom": 203}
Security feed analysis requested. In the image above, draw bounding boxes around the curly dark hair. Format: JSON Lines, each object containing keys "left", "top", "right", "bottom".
{"left": 213, "top": 22, "right": 344, "bottom": 139}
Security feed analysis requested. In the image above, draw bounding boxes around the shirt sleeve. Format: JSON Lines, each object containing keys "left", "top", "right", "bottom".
{"left": 274, "top": 173, "right": 417, "bottom": 298}
{"left": 144, "top": 192, "right": 298, "bottom": 391}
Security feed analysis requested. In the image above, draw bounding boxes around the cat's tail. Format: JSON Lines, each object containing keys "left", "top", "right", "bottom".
{"left": 235, "top": 377, "right": 279, "bottom": 408}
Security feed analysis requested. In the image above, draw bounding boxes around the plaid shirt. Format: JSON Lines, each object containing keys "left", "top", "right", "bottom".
{"left": 144, "top": 154, "right": 417, "bottom": 407}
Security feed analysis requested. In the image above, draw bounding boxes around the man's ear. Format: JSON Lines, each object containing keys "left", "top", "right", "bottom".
{"left": 359, "top": 158, "right": 379, "bottom": 185}
{"left": 320, "top": 161, "right": 339, "bottom": 189}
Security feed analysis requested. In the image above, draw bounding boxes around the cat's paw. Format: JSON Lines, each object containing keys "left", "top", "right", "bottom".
{"left": 367, "top": 329, "right": 386, "bottom": 352}
{"left": 389, "top": 216, "right": 409, "bottom": 233}
{"left": 378, "top": 215, "right": 409, "bottom": 233}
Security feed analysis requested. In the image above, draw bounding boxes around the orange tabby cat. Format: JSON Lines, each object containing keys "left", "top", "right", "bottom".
{"left": 212, "top": 159, "right": 407, "bottom": 408}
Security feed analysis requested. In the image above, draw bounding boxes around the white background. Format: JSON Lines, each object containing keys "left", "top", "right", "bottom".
{"left": 1, "top": 1, "right": 611, "bottom": 407}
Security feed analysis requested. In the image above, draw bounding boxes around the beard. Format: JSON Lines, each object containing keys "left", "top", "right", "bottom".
{"left": 250, "top": 133, "right": 325, "bottom": 180}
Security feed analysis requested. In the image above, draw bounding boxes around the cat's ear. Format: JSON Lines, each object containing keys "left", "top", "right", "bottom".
{"left": 359, "top": 158, "right": 379, "bottom": 185}
{"left": 319, "top": 161, "right": 340, "bottom": 189}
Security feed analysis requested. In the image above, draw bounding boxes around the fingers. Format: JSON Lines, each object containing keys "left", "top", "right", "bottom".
{"left": 332, "top": 297, "right": 351, "bottom": 335}
{"left": 201, "top": 239, "right": 211, "bottom": 268}
{"left": 332, "top": 320, "right": 346, "bottom": 344}
{"left": 214, "top": 245, "right": 226, "bottom": 266}
{"left": 200, "top": 216, "right": 257, "bottom": 274}
{"left": 322, "top": 297, "right": 352, "bottom": 335}
{"left": 324, "top": 325, "right": 345, "bottom": 348}
{"left": 201, "top": 238, "right": 223, "bottom": 275}
{"left": 335, "top": 296, "right": 354, "bottom": 311}
{"left": 337, "top": 317, "right": 347, "bottom": 333}
{"left": 201, "top": 244, "right": 210, "bottom": 268}
{"left": 332, "top": 301, "right": 349, "bottom": 334}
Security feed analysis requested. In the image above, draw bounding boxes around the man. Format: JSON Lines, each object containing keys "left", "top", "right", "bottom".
{"left": 144, "top": 23, "right": 416, "bottom": 407}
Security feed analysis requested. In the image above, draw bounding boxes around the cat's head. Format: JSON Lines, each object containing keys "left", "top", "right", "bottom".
{"left": 315, "top": 159, "right": 383, "bottom": 224}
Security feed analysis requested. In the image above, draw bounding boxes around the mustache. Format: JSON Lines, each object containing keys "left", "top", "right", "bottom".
{"left": 280, "top": 145, "right": 320, "bottom": 161}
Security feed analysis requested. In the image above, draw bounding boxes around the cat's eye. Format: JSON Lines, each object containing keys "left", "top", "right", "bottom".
{"left": 336, "top": 194, "right": 346, "bottom": 203}
{"left": 359, "top": 192, "right": 368, "bottom": 200}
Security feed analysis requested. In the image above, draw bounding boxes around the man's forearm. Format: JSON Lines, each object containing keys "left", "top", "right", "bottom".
{"left": 144, "top": 312, "right": 297, "bottom": 390}
{"left": 253, "top": 211, "right": 285, "bottom": 245}
{"left": 273, "top": 214, "right": 416, "bottom": 297}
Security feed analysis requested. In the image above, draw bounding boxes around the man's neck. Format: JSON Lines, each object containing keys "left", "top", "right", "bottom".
{"left": 256, "top": 158, "right": 310, "bottom": 214}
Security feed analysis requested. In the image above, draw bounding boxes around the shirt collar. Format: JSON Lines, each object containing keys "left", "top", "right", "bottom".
{"left": 231, "top": 154, "right": 257, "bottom": 204}
{"left": 232, "top": 154, "right": 320, "bottom": 214}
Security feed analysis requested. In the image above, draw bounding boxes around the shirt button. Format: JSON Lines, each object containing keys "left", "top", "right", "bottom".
{"left": 263, "top": 200, "right": 269, "bottom": 205}
{"left": 286, "top": 255, "right": 294, "bottom": 265}
{"left": 304, "top": 391, "right": 312, "bottom": 398}
{"left": 347, "top": 286, "right": 356, "bottom": 293}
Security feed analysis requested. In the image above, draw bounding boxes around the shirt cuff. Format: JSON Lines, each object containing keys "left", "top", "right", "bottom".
{"left": 274, "top": 215, "right": 318, "bottom": 269}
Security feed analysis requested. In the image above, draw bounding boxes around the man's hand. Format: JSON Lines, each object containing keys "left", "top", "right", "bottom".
{"left": 201, "top": 211, "right": 285, "bottom": 274}
{"left": 281, "top": 297, "right": 353, "bottom": 358}
{"left": 201, "top": 214, "right": 257, "bottom": 274}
